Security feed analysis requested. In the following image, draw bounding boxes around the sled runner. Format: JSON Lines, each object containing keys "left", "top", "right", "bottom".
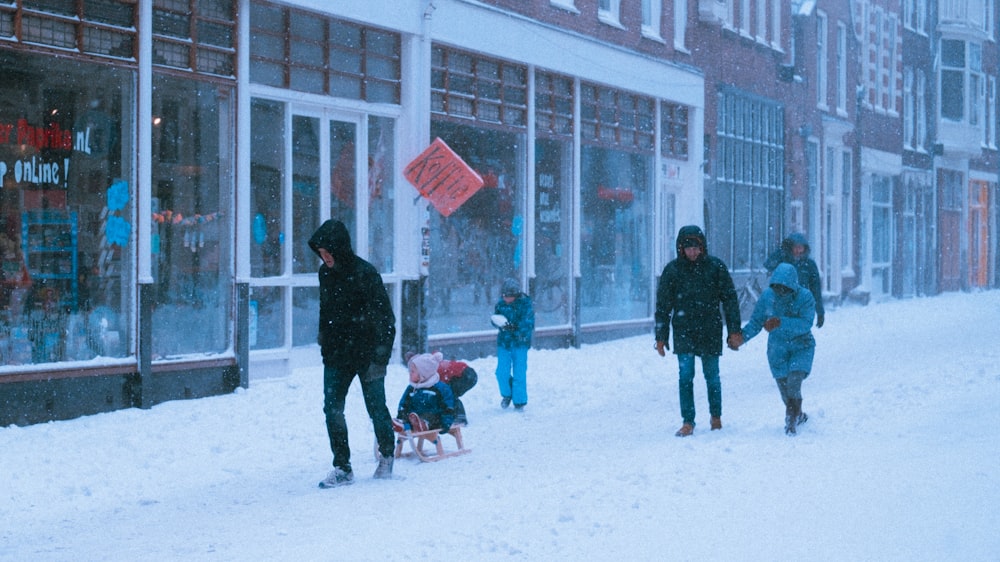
{"left": 390, "top": 417, "right": 470, "bottom": 462}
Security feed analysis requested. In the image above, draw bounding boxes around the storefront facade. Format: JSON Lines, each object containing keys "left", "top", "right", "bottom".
{"left": 0, "top": 1, "right": 240, "bottom": 425}
{"left": 1, "top": 0, "right": 703, "bottom": 425}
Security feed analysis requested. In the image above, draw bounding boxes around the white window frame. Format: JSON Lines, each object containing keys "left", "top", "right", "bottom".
{"left": 837, "top": 21, "right": 847, "bottom": 114}
{"left": 771, "top": 0, "right": 782, "bottom": 50}
{"left": 756, "top": 0, "right": 767, "bottom": 43}
{"left": 817, "top": 11, "right": 828, "bottom": 110}
{"left": 673, "top": 0, "right": 688, "bottom": 52}
{"left": 904, "top": 67, "right": 915, "bottom": 149}
{"left": 549, "top": 0, "right": 579, "bottom": 13}
{"left": 740, "top": 0, "right": 751, "bottom": 37}
{"left": 641, "top": 0, "right": 663, "bottom": 40}
{"left": 916, "top": 70, "right": 927, "bottom": 149}
{"left": 989, "top": 75, "right": 997, "bottom": 148}
{"left": 598, "top": 0, "right": 623, "bottom": 28}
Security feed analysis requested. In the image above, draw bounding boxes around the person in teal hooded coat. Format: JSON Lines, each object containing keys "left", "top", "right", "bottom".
{"left": 739, "top": 262, "right": 816, "bottom": 435}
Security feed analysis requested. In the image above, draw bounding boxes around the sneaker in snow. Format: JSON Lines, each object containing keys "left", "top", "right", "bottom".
{"left": 319, "top": 467, "right": 354, "bottom": 488}
{"left": 500, "top": 397, "right": 512, "bottom": 409}
{"left": 373, "top": 455, "right": 393, "bottom": 479}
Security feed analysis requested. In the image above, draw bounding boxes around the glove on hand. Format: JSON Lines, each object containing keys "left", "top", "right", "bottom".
{"left": 503, "top": 323, "right": 517, "bottom": 332}
{"left": 763, "top": 317, "right": 781, "bottom": 332}
{"left": 726, "top": 332, "right": 743, "bottom": 350}
{"left": 655, "top": 340, "right": 668, "bottom": 356}
{"left": 816, "top": 314, "right": 824, "bottom": 328}
{"left": 363, "top": 363, "right": 387, "bottom": 381}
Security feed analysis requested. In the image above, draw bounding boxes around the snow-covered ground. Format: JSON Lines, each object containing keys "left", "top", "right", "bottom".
{"left": 3, "top": 291, "right": 999, "bottom": 561}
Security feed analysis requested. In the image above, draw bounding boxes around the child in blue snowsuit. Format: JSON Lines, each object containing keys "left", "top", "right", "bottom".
{"left": 397, "top": 352, "right": 456, "bottom": 433}
{"left": 494, "top": 278, "right": 534, "bottom": 410}
{"left": 739, "top": 263, "right": 816, "bottom": 435}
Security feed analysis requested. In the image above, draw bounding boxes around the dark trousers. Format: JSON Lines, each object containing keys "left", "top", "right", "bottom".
{"left": 323, "top": 364, "right": 395, "bottom": 470}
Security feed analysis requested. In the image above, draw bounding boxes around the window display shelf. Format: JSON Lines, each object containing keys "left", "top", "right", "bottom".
{"left": 21, "top": 211, "right": 79, "bottom": 311}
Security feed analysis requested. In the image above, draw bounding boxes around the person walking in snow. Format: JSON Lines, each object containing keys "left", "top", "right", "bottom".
{"left": 309, "top": 219, "right": 397, "bottom": 487}
{"left": 494, "top": 277, "right": 534, "bottom": 410}
{"left": 396, "top": 352, "right": 457, "bottom": 433}
{"left": 655, "top": 225, "right": 742, "bottom": 437}
{"left": 736, "top": 262, "right": 816, "bottom": 436}
{"left": 764, "top": 232, "right": 825, "bottom": 328}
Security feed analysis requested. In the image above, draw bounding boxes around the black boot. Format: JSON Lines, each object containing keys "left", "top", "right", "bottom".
{"left": 797, "top": 399, "right": 808, "bottom": 426}
{"left": 784, "top": 399, "right": 798, "bottom": 436}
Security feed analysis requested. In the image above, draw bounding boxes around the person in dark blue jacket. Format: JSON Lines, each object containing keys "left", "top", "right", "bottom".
{"left": 764, "top": 233, "right": 826, "bottom": 328}
{"left": 655, "top": 225, "right": 742, "bottom": 437}
{"left": 309, "top": 219, "right": 396, "bottom": 487}
{"left": 739, "top": 263, "right": 816, "bottom": 435}
{"left": 494, "top": 278, "right": 534, "bottom": 410}
{"left": 397, "top": 352, "right": 456, "bottom": 433}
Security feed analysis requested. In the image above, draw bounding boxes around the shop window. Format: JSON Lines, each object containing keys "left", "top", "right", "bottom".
{"left": 249, "top": 99, "right": 285, "bottom": 280}
{"left": 579, "top": 147, "right": 652, "bottom": 323}
{"left": 368, "top": 116, "right": 395, "bottom": 274}
{"left": 150, "top": 75, "right": 233, "bottom": 359}
{"left": 534, "top": 72, "right": 573, "bottom": 326}
{"left": 426, "top": 121, "right": 525, "bottom": 335}
{"left": 2, "top": 0, "right": 136, "bottom": 60}
{"left": 577, "top": 83, "right": 654, "bottom": 323}
{"left": 660, "top": 102, "right": 689, "bottom": 159}
{"left": 249, "top": 1, "right": 400, "bottom": 104}
{"left": 0, "top": 50, "right": 133, "bottom": 366}
{"left": 153, "top": 0, "right": 235, "bottom": 77}
{"left": 431, "top": 47, "right": 527, "bottom": 127}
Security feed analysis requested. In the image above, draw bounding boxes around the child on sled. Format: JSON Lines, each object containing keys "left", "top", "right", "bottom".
{"left": 397, "top": 352, "right": 457, "bottom": 434}
{"left": 403, "top": 351, "right": 478, "bottom": 425}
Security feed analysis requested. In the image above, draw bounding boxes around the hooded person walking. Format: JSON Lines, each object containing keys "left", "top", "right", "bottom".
{"left": 764, "top": 232, "right": 826, "bottom": 328}
{"left": 654, "top": 225, "right": 742, "bottom": 437}
{"left": 737, "top": 262, "right": 817, "bottom": 435}
{"left": 308, "top": 219, "right": 397, "bottom": 487}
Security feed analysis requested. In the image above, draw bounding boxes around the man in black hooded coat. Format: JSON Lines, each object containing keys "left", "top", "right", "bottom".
{"left": 308, "top": 219, "right": 396, "bottom": 487}
{"left": 654, "top": 225, "right": 742, "bottom": 437}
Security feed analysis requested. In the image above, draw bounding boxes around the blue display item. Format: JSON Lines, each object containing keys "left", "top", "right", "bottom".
{"left": 21, "top": 211, "right": 79, "bottom": 311}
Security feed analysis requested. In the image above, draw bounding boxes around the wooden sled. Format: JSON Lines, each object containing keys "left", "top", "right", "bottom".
{"left": 392, "top": 422, "right": 470, "bottom": 463}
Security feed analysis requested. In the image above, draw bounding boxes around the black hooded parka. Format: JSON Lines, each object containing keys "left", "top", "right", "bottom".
{"left": 654, "top": 225, "right": 741, "bottom": 356}
{"left": 308, "top": 220, "right": 395, "bottom": 369}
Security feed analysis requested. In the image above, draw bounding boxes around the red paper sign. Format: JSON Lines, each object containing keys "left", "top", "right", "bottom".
{"left": 404, "top": 138, "right": 484, "bottom": 217}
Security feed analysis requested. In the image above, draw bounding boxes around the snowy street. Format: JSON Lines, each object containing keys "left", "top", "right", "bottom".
{"left": 2, "top": 291, "right": 999, "bottom": 561}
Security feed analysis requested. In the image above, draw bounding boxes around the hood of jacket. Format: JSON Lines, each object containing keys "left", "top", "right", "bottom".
{"left": 769, "top": 262, "right": 801, "bottom": 291}
{"left": 781, "top": 232, "right": 811, "bottom": 258}
{"left": 675, "top": 225, "right": 707, "bottom": 258}
{"left": 308, "top": 220, "right": 354, "bottom": 268}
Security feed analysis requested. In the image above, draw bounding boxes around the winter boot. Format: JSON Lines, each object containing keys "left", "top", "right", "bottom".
{"left": 797, "top": 399, "right": 808, "bottom": 426}
{"left": 373, "top": 454, "right": 393, "bottom": 479}
{"left": 710, "top": 416, "right": 722, "bottom": 430}
{"left": 675, "top": 423, "right": 694, "bottom": 437}
{"left": 784, "top": 401, "right": 797, "bottom": 436}
{"left": 318, "top": 467, "right": 354, "bottom": 488}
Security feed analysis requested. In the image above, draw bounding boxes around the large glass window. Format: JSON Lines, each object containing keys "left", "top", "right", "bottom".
{"left": 368, "top": 116, "right": 395, "bottom": 273}
{"left": 249, "top": 2, "right": 400, "bottom": 103}
{"left": 534, "top": 72, "right": 574, "bottom": 327}
{"left": 426, "top": 121, "right": 525, "bottom": 335}
{"left": 150, "top": 76, "right": 233, "bottom": 359}
{"left": 710, "top": 90, "right": 784, "bottom": 272}
{"left": 578, "top": 83, "right": 654, "bottom": 324}
{"left": 0, "top": 51, "right": 133, "bottom": 366}
{"left": 580, "top": 147, "right": 652, "bottom": 323}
